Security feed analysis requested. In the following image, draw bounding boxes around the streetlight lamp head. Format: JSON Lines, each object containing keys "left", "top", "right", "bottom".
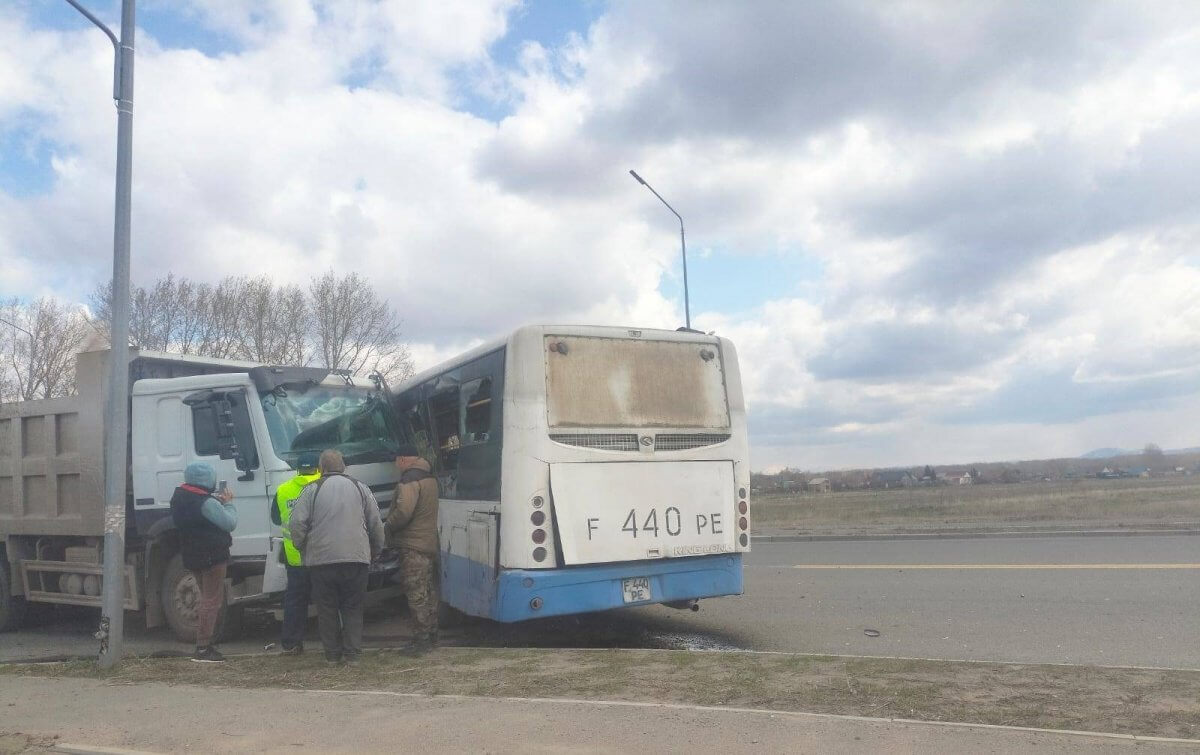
{"left": 629, "top": 169, "right": 646, "bottom": 185}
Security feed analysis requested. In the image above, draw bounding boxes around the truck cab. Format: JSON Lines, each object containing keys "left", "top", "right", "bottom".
{"left": 0, "top": 349, "right": 407, "bottom": 641}
{"left": 130, "top": 365, "right": 406, "bottom": 639}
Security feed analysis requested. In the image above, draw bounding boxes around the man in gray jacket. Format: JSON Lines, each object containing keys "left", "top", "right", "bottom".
{"left": 288, "top": 449, "right": 385, "bottom": 664}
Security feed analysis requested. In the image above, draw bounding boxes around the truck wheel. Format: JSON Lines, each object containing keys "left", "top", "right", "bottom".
{"left": 160, "top": 552, "right": 244, "bottom": 643}
{"left": 0, "top": 558, "right": 29, "bottom": 632}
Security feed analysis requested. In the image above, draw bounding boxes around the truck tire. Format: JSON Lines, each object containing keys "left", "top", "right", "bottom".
{"left": 160, "top": 552, "right": 244, "bottom": 644}
{"left": 0, "top": 558, "right": 29, "bottom": 632}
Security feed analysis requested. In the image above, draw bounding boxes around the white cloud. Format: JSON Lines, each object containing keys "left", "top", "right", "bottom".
{"left": 4, "top": 1, "right": 1200, "bottom": 468}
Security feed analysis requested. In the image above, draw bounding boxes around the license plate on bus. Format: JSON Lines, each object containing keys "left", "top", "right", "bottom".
{"left": 622, "top": 577, "right": 652, "bottom": 603}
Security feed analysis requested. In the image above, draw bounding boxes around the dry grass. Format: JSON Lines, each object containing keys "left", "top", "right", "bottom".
{"left": 752, "top": 476, "right": 1200, "bottom": 533}
{"left": 4, "top": 649, "right": 1200, "bottom": 740}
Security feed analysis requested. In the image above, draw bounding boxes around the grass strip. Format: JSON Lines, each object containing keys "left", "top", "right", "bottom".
{"left": 753, "top": 477, "right": 1200, "bottom": 532}
{"left": 3, "top": 648, "right": 1198, "bottom": 740}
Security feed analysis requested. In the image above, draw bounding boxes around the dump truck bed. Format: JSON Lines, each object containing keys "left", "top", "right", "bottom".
{"left": 0, "top": 349, "right": 260, "bottom": 537}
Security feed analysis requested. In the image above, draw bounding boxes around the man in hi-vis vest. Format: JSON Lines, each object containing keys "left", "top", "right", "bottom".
{"left": 273, "top": 451, "right": 321, "bottom": 654}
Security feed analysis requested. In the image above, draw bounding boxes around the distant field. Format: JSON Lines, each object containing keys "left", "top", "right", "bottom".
{"left": 752, "top": 476, "right": 1200, "bottom": 533}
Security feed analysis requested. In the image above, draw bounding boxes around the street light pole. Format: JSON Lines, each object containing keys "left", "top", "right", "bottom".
{"left": 63, "top": 0, "right": 135, "bottom": 670}
{"left": 0, "top": 316, "right": 33, "bottom": 338}
{"left": 629, "top": 170, "right": 691, "bottom": 330}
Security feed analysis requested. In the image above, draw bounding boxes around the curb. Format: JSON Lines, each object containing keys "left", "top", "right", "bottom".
{"left": 753, "top": 528, "right": 1200, "bottom": 543}
{"left": 56, "top": 746, "right": 161, "bottom": 755}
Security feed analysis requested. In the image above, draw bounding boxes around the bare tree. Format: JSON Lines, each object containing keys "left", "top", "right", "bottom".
{"left": 2, "top": 298, "right": 91, "bottom": 400}
{"left": 238, "top": 276, "right": 309, "bottom": 364}
{"left": 0, "top": 297, "right": 18, "bottom": 402}
{"left": 1142, "top": 443, "right": 1165, "bottom": 468}
{"left": 190, "top": 277, "right": 248, "bottom": 359}
{"left": 309, "top": 271, "right": 413, "bottom": 382}
{"left": 87, "top": 271, "right": 411, "bottom": 380}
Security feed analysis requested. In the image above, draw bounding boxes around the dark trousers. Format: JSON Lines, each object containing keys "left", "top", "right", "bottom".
{"left": 309, "top": 562, "right": 368, "bottom": 660}
{"left": 281, "top": 564, "right": 311, "bottom": 650}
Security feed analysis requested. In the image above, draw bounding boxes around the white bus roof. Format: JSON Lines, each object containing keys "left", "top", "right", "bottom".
{"left": 396, "top": 324, "right": 720, "bottom": 392}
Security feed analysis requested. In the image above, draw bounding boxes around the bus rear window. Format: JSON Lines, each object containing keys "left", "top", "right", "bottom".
{"left": 544, "top": 336, "right": 730, "bottom": 429}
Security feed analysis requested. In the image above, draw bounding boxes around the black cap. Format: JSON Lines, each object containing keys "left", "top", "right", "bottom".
{"left": 394, "top": 443, "right": 420, "bottom": 458}
{"left": 297, "top": 451, "right": 321, "bottom": 472}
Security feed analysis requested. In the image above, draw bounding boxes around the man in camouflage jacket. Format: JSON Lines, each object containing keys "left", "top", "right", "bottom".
{"left": 386, "top": 444, "right": 441, "bottom": 655}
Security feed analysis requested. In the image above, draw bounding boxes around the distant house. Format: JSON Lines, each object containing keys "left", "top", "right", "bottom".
{"left": 1126, "top": 466, "right": 1151, "bottom": 478}
{"left": 872, "top": 469, "right": 916, "bottom": 488}
{"left": 941, "top": 471, "right": 974, "bottom": 485}
{"left": 807, "top": 477, "right": 831, "bottom": 493}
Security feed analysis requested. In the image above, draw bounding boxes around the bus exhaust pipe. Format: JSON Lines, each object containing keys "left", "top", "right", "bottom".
{"left": 664, "top": 600, "right": 700, "bottom": 611}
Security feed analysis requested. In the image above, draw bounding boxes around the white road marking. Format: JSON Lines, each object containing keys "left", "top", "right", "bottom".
{"left": 752, "top": 563, "right": 1200, "bottom": 570}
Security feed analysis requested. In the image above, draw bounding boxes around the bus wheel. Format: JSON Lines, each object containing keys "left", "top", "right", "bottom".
{"left": 160, "top": 552, "right": 244, "bottom": 643}
{"left": 0, "top": 557, "right": 29, "bottom": 632}
{"left": 437, "top": 601, "right": 465, "bottom": 628}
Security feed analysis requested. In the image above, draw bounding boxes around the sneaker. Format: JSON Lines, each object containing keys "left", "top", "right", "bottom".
{"left": 191, "top": 646, "right": 226, "bottom": 663}
{"left": 280, "top": 644, "right": 304, "bottom": 656}
{"left": 343, "top": 654, "right": 362, "bottom": 666}
{"left": 325, "top": 654, "right": 343, "bottom": 665}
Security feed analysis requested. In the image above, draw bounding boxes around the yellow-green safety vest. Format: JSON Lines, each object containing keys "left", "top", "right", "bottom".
{"left": 276, "top": 472, "right": 321, "bottom": 566}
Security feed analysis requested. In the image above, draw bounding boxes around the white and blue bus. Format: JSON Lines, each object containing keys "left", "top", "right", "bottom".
{"left": 392, "top": 325, "right": 750, "bottom": 622}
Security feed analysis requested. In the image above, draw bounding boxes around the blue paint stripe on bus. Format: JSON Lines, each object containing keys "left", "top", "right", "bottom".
{"left": 442, "top": 552, "right": 743, "bottom": 622}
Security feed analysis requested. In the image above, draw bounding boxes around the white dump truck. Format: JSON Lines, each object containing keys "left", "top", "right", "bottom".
{"left": 0, "top": 348, "right": 406, "bottom": 640}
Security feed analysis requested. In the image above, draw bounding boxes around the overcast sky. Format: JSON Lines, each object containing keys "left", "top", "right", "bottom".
{"left": 3, "top": 1, "right": 1199, "bottom": 471}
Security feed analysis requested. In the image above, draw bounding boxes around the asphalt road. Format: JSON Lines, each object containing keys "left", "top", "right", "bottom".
{"left": 452, "top": 534, "right": 1200, "bottom": 669}
{"left": 5, "top": 534, "right": 1198, "bottom": 670}
{"left": 624, "top": 534, "right": 1200, "bottom": 669}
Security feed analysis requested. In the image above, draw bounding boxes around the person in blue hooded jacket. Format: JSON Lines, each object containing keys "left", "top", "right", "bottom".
{"left": 169, "top": 462, "right": 237, "bottom": 663}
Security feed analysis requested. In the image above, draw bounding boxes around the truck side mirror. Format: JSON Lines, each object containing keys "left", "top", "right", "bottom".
{"left": 214, "top": 397, "right": 255, "bottom": 480}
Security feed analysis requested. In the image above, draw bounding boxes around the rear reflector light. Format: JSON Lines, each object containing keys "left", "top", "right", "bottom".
{"left": 739, "top": 487, "right": 747, "bottom": 499}
{"left": 738, "top": 500, "right": 748, "bottom": 515}
{"left": 532, "top": 528, "right": 546, "bottom": 544}
{"left": 738, "top": 517, "right": 748, "bottom": 531}
{"left": 533, "top": 547, "right": 547, "bottom": 562}
{"left": 739, "top": 533, "right": 749, "bottom": 547}
{"left": 531, "top": 510, "right": 546, "bottom": 526}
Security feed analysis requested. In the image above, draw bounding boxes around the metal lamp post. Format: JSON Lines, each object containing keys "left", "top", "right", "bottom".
{"left": 629, "top": 169, "right": 690, "bottom": 330}
{"left": 63, "top": 0, "right": 135, "bottom": 670}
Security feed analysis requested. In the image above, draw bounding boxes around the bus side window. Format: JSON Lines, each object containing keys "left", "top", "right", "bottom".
{"left": 429, "top": 388, "right": 461, "bottom": 474}
{"left": 460, "top": 377, "right": 492, "bottom": 445}
{"left": 405, "top": 402, "right": 434, "bottom": 463}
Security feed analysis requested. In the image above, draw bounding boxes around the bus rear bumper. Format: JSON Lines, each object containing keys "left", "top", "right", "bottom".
{"left": 491, "top": 553, "right": 743, "bottom": 623}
